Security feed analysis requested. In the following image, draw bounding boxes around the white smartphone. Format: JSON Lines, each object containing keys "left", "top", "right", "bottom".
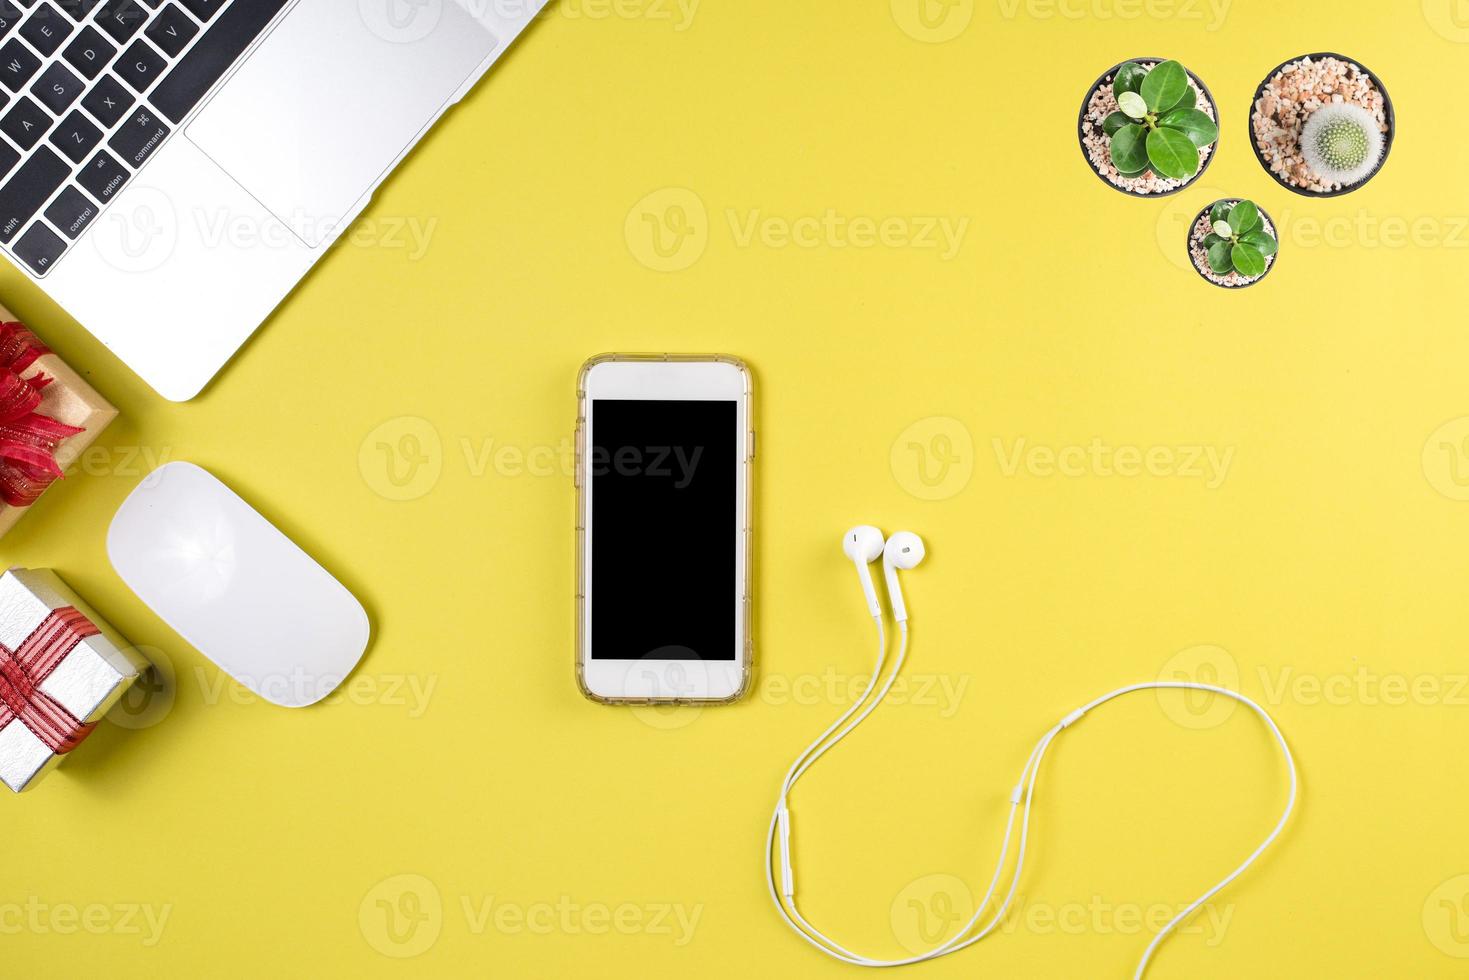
{"left": 575, "top": 354, "right": 754, "bottom": 704}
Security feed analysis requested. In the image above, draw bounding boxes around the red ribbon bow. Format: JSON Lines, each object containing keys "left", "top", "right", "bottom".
{"left": 0, "top": 607, "right": 102, "bottom": 754}
{"left": 0, "top": 321, "right": 84, "bottom": 508}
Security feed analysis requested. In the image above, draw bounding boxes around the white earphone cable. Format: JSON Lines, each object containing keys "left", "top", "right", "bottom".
{"left": 766, "top": 616, "right": 1298, "bottom": 977}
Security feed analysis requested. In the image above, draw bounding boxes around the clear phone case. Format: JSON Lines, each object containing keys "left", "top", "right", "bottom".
{"left": 575, "top": 353, "right": 754, "bottom": 705}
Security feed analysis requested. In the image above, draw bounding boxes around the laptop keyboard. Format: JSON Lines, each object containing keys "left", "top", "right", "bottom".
{"left": 0, "top": 0, "right": 286, "bottom": 276}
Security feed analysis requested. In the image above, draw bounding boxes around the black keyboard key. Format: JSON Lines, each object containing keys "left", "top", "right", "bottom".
{"left": 61, "top": 25, "right": 115, "bottom": 79}
{"left": 12, "top": 220, "right": 64, "bottom": 272}
{"left": 80, "top": 72, "right": 129, "bottom": 126}
{"left": 114, "top": 37, "right": 163, "bottom": 91}
{"left": 0, "top": 95, "right": 47, "bottom": 147}
{"left": 153, "top": 0, "right": 286, "bottom": 123}
{"left": 76, "top": 147, "right": 124, "bottom": 199}
{"left": 0, "top": 1, "right": 24, "bottom": 35}
{"left": 143, "top": 2, "right": 193, "bottom": 56}
{"left": 19, "top": 3, "right": 70, "bottom": 55}
{"left": 0, "top": 140, "right": 16, "bottom": 178}
{"left": 42, "top": 183, "right": 94, "bottom": 238}
{"left": 0, "top": 146, "right": 67, "bottom": 240}
{"left": 29, "top": 60, "right": 82, "bottom": 112}
{"left": 0, "top": 38, "right": 39, "bottom": 91}
{"left": 48, "top": 107, "right": 99, "bottom": 161}
{"left": 178, "top": 0, "right": 221, "bottom": 19}
{"left": 107, "top": 105, "right": 165, "bottom": 165}
{"left": 94, "top": 0, "right": 145, "bottom": 42}
{"left": 54, "top": 0, "right": 101, "bottom": 18}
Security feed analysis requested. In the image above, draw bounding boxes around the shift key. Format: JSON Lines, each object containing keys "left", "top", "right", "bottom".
{"left": 108, "top": 106, "right": 168, "bottom": 167}
{"left": 0, "top": 146, "right": 68, "bottom": 242}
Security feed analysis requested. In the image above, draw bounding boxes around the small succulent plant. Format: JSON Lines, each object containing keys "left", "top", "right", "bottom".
{"left": 1300, "top": 103, "right": 1383, "bottom": 187}
{"left": 1202, "top": 201, "right": 1277, "bottom": 279}
{"left": 1103, "top": 60, "right": 1219, "bottom": 181}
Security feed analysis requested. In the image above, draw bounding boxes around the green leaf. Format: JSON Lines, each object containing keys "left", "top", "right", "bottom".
{"left": 1231, "top": 243, "right": 1266, "bottom": 278}
{"left": 1114, "top": 62, "right": 1148, "bottom": 96}
{"left": 1241, "top": 230, "right": 1278, "bottom": 257}
{"left": 1209, "top": 201, "right": 1232, "bottom": 224}
{"left": 1117, "top": 91, "right": 1148, "bottom": 120}
{"left": 1158, "top": 107, "right": 1218, "bottom": 148}
{"left": 1206, "top": 240, "right": 1234, "bottom": 275}
{"left": 1102, "top": 111, "right": 1131, "bottom": 137}
{"left": 1141, "top": 60, "right": 1189, "bottom": 113}
{"left": 1228, "top": 200, "right": 1261, "bottom": 236}
{"left": 1203, "top": 233, "right": 1224, "bottom": 248}
{"left": 1174, "top": 84, "right": 1196, "bottom": 111}
{"left": 1145, "top": 126, "right": 1199, "bottom": 180}
{"left": 1110, "top": 124, "right": 1149, "bottom": 174}
{"left": 1212, "top": 220, "right": 1234, "bottom": 238}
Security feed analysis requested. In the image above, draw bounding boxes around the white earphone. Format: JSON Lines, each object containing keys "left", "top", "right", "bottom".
{"left": 766, "top": 527, "right": 1299, "bottom": 978}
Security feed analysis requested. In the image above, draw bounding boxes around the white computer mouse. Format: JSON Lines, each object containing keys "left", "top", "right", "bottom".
{"left": 108, "top": 461, "right": 371, "bottom": 708}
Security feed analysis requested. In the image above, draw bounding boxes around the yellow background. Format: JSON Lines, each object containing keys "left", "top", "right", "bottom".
{"left": 4, "top": 0, "right": 1469, "bottom": 976}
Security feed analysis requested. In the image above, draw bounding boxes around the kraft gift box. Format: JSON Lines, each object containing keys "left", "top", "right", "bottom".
{"left": 0, "top": 303, "right": 117, "bottom": 539}
{"left": 0, "top": 568, "right": 150, "bottom": 792}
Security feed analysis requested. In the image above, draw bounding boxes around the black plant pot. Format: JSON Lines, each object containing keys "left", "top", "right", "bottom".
{"left": 1248, "top": 52, "right": 1395, "bottom": 198}
{"left": 1077, "top": 57, "right": 1220, "bottom": 198}
{"left": 1187, "top": 199, "right": 1280, "bottom": 290}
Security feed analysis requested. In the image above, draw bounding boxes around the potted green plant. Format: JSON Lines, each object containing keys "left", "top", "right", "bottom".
{"left": 1250, "top": 53, "right": 1394, "bottom": 196}
{"left": 1187, "top": 199, "right": 1280, "bottom": 288}
{"left": 1079, "top": 59, "right": 1220, "bottom": 197}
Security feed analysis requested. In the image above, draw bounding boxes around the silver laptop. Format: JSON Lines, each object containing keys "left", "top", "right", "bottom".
{"left": 0, "top": 0, "right": 539, "bottom": 399}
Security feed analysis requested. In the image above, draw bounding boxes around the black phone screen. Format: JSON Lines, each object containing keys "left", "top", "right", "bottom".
{"left": 590, "top": 399, "right": 738, "bottom": 661}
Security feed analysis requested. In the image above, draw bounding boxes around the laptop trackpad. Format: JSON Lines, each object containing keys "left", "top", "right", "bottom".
{"left": 186, "top": 0, "right": 497, "bottom": 248}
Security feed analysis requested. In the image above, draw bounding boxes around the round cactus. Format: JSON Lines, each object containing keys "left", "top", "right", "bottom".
{"left": 1300, "top": 103, "right": 1383, "bottom": 187}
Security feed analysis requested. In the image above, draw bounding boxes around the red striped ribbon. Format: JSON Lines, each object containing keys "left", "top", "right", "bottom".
{"left": 0, "top": 607, "right": 101, "bottom": 754}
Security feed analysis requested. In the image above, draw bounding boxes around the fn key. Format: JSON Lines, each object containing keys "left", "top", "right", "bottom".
{"left": 13, "top": 222, "right": 66, "bottom": 274}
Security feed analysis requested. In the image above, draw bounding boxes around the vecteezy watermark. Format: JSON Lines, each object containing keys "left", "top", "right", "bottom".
{"left": 761, "top": 669, "right": 971, "bottom": 718}
{"left": 359, "top": 0, "right": 699, "bottom": 42}
{"left": 1276, "top": 209, "right": 1469, "bottom": 250}
{"left": 891, "top": 874, "right": 976, "bottom": 952}
{"left": 194, "top": 668, "right": 439, "bottom": 718}
{"left": 992, "top": 437, "right": 1235, "bottom": 489}
{"left": 1156, "top": 184, "right": 1227, "bottom": 272}
{"left": 890, "top": 874, "right": 1234, "bottom": 952}
{"left": 1423, "top": 0, "right": 1469, "bottom": 43}
{"left": 890, "top": 0, "right": 975, "bottom": 43}
{"left": 0, "top": 898, "right": 172, "bottom": 946}
{"left": 1425, "top": 874, "right": 1469, "bottom": 958}
{"left": 624, "top": 188, "right": 971, "bottom": 272}
{"left": 541, "top": 0, "right": 699, "bottom": 30}
{"left": 359, "top": 874, "right": 444, "bottom": 958}
{"left": 88, "top": 189, "right": 439, "bottom": 275}
{"left": 588, "top": 444, "right": 703, "bottom": 489}
{"left": 65, "top": 444, "right": 175, "bottom": 480}
{"left": 1156, "top": 645, "right": 1469, "bottom": 730}
{"left": 891, "top": 417, "right": 976, "bottom": 501}
{"left": 725, "top": 209, "right": 969, "bottom": 260}
{"left": 1423, "top": 417, "right": 1469, "bottom": 501}
{"left": 996, "top": 0, "right": 1231, "bottom": 30}
{"left": 105, "top": 645, "right": 175, "bottom": 731}
{"left": 359, "top": 416, "right": 446, "bottom": 502}
{"left": 358, "top": 874, "right": 703, "bottom": 958}
{"left": 357, "top": 416, "right": 639, "bottom": 502}
{"left": 625, "top": 188, "right": 710, "bottom": 272}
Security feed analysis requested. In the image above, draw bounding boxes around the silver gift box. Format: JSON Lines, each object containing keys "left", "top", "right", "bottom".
{"left": 0, "top": 568, "right": 150, "bottom": 792}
